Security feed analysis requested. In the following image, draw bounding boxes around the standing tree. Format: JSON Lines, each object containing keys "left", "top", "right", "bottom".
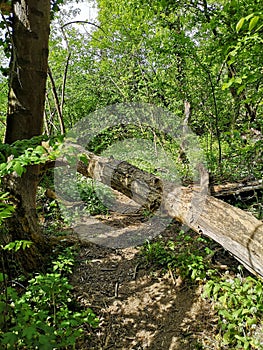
{"left": 2, "top": 0, "right": 50, "bottom": 270}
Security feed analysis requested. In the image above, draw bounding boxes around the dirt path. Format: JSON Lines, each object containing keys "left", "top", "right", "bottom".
{"left": 44, "top": 184, "right": 259, "bottom": 349}
{"left": 71, "top": 222, "right": 219, "bottom": 350}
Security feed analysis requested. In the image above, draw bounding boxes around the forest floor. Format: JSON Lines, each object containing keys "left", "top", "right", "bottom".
{"left": 71, "top": 232, "right": 214, "bottom": 350}
{"left": 67, "top": 192, "right": 241, "bottom": 350}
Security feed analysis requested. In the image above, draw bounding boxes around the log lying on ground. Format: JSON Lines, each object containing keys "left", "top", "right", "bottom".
{"left": 165, "top": 187, "right": 263, "bottom": 277}
{"left": 211, "top": 179, "right": 263, "bottom": 198}
{"left": 60, "top": 151, "right": 263, "bottom": 277}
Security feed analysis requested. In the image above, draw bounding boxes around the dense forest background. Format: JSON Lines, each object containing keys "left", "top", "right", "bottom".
{"left": 0, "top": 0, "right": 262, "bottom": 180}
{"left": 49, "top": 0, "right": 262, "bottom": 180}
{"left": 0, "top": 0, "right": 262, "bottom": 349}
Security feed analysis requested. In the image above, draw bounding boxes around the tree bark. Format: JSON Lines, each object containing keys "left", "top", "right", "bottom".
{"left": 3, "top": 0, "right": 50, "bottom": 271}
{"left": 74, "top": 152, "right": 263, "bottom": 277}
{"left": 5, "top": 0, "right": 50, "bottom": 143}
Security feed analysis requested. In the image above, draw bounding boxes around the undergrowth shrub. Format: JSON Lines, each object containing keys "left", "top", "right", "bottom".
{"left": 203, "top": 275, "right": 263, "bottom": 349}
{"left": 0, "top": 247, "right": 99, "bottom": 349}
{"left": 54, "top": 174, "right": 111, "bottom": 223}
{"left": 142, "top": 230, "right": 215, "bottom": 281}
{"left": 141, "top": 231, "right": 263, "bottom": 349}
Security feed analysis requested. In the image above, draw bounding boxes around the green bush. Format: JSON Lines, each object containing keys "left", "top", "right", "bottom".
{"left": 141, "top": 231, "right": 215, "bottom": 281}
{"left": 141, "top": 232, "right": 263, "bottom": 349}
{"left": 203, "top": 275, "right": 263, "bottom": 349}
{"left": 0, "top": 248, "right": 99, "bottom": 349}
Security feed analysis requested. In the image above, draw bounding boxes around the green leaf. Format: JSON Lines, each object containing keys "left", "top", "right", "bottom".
{"left": 14, "top": 241, "right": 22, "bottom": 252}
{"left": 22, "top": 240, "right": 33, "bottom": 250}
{"left": 246, "top": 317, "right": 258, "bottom": 326}
{"left": 237, "top": 85, "right": 245, "bottom": 94}
{"left": 22, "top": 326, "right": 37, "bottom": 340}
{"left": 3, "top": 241, "right": 16, "bottom": 251}
{"left": 2, "top": 332, "right": 18, "bottom": 346}
{"left": 223, "top": 330, "right": 232, "bottom": 344}
{"left": 0, "top": 206, "right": 14, "bottom": 222}
{"left": 244, "top": 341, "right": 251, "bottom": 350}
{"left": 38, "top": 334, "right": 54, "bottom": 349}
{"left": 34, "top": 145, "right": 46, "bottom": 155}
{"left": 222, "top": 80, "right": 233, "bottom": 90}
{"left": 0, "top": 272, "right": 7, "bottom": 282}
{"left": 3, "top": 240, "right": 31, "bottom": 252}
{"left": 236, "top": 17, "right": 245, "bottom": 32}
{"left": 249, "top": 16, "right": 259, "bottom": 31}
{"left": 79, "top": 153, "right": 89, "bottom": 165}
{"left": 245, "top": 14, "right": 255, "bottom": 21}
{"left": 232, "top": 308, "right": 242, "bottom": 319}
{"left": 13, "top": 161, "right": 25, "bottom": 176}
{"left": 219, "top": 309, "right": 232, "bottom": 319}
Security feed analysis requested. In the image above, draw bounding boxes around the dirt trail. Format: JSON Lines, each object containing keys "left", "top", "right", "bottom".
{"left": 71, "top": 224, "right": 218, "bottom": 350}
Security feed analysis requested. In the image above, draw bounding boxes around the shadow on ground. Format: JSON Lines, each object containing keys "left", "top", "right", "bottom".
{"left": 71, "top": 220, "right": 217, "bottom": 350}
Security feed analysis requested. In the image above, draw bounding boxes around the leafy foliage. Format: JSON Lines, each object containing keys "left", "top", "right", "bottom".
{"left": 141, "top": 230, "right": 216, "bottom": 281}
{"left": 0, "top": 191, "right": 14, "bottom": 225}
{"left": 0, "top": 247, "right": 99, "bottom": 349}
{"left": 141, "top": 231, "right": 263, "bottom": 349}
{"left": 203, "top": 275, "right": 263, "bottom": 349}
{"left": 0, "top": 136, "right": 100, "bottom": 348}
{"left": 0, "top": 1, "right": 262, "bottom": 347}
{"left": 46, "top": 0, "right": 263, "bottom": 182}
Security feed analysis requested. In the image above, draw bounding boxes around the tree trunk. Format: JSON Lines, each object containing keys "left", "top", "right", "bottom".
{"left": 3, "top": 0, "right": 50, "bottom": 271}
{"left": 75, "top": 152, "right": 263, "bottom": 277}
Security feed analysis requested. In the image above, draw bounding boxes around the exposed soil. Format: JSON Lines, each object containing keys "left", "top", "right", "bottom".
{"left": 49, "top": 188, "right": 243, "bottom": 350}
{"left": 68, "top": 204, "right": 240, "bottom": 350}
{"left": 37, "top": 178, "right": 263, "bottom": 349}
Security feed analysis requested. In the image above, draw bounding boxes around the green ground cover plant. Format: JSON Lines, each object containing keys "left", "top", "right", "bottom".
{"left": 0, "top": 246, "right": 99, "bottom": 349}
{"left": 141, "top": 230, "right": 263, "bottom": 349}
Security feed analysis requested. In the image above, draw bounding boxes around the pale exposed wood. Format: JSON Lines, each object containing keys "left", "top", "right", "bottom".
{"left": 75, "top": 152, "right": 263, "bottom": 277}
{"left": 211, "top": 179, "right": 263, "bottom": 197}
{"left": 165, "top": 187, "right": 263, "bottom": 276}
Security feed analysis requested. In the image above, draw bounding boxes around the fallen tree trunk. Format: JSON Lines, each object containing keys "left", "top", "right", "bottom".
{"left": 74, "top": 152, "right": 263, "bottom": 277}
{"left": 165, "top": 188, "right": 263, "bottom": 277}
{"left": 211, "top": 179, "right": 263, "bottom": 198}
{"left": 53, "top": 151, "right": 263, "bottom": 277}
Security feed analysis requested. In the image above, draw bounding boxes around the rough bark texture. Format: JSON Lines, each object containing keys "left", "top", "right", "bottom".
{"left": 76, "top": 152, "right": 263, "bottom": 277}
{"left": 3, "top": 0, "right": 50, "bottom": 271}
{"left": 2, "top": 166, "right": 45, "bottom": 271}
{"left": 77, "top": 155, "right": 163, "bottom": 211}
{"left": 5, "top": 0, "right": 50, "bottom": 143}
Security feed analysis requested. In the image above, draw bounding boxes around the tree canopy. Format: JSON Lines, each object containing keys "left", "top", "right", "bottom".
{"left": 44, "top": 0, "right": 262, "bottom": 179}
